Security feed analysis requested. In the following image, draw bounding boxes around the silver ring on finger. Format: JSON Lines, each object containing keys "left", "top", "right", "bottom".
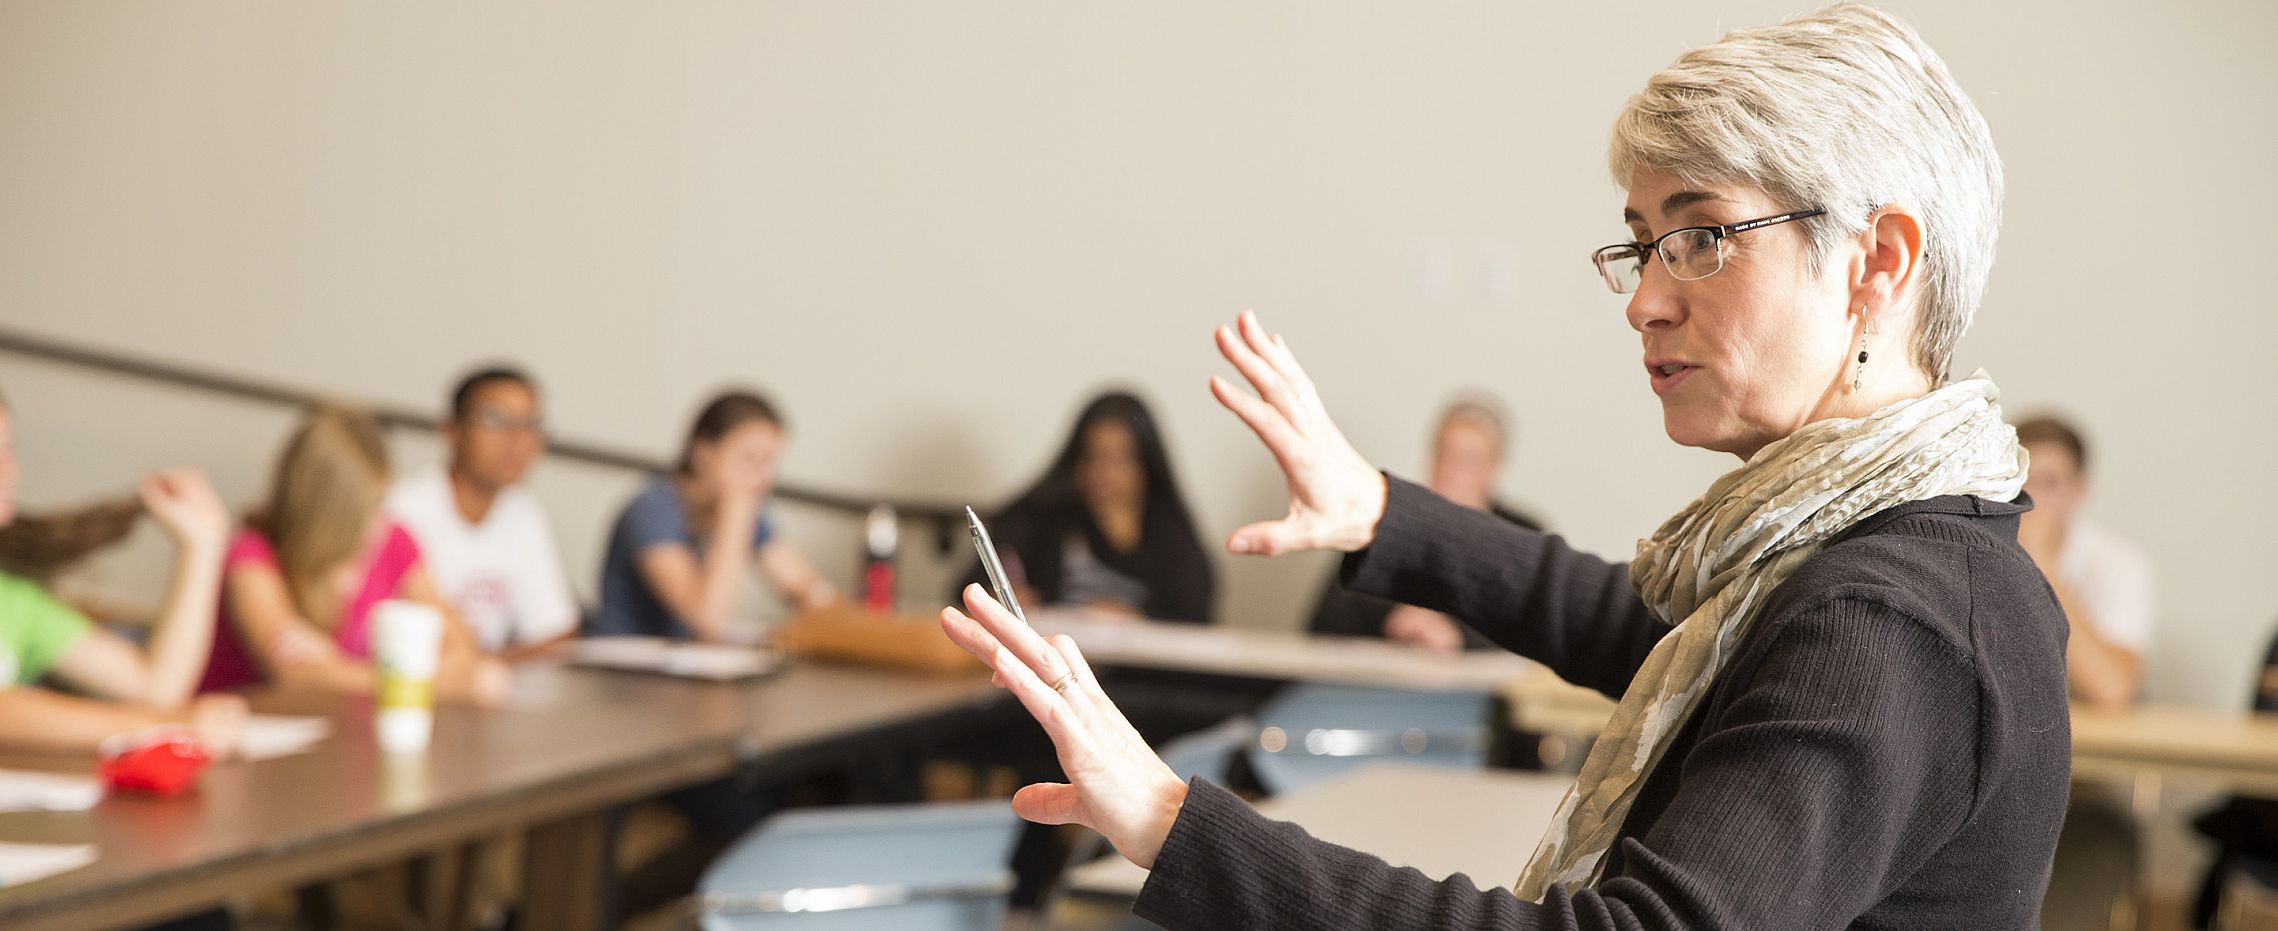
{"left": 1050, "top": 672, "right": 1078, "bottom": 694}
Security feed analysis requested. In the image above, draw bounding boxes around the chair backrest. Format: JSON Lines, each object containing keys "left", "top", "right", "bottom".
{"left": 1246, "top": 683, "right": 1492, "bottom": 795}
{"left": 1157, "top": 715, "right": 1257, "bottom": 785}
{"left": 697, "top": 800, "right": 1023, "bottom": 931}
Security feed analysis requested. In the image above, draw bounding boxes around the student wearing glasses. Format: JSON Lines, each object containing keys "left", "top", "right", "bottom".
{"left": 941, "top": 5, "right": 2072, "bottom": 928}
{"left": 387, "top": 367, "right": 581, "bottom": 660}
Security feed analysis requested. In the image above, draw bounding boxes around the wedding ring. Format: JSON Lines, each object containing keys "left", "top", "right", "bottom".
{"left": 1050, "top": 672, "right": 1078, "bottom": 693}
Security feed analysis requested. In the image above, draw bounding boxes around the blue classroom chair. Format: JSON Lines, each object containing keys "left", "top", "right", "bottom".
{"left": 1246, "top": 683, "right": 1491, "bottom": 795}
{"left": 695, "top": 800, "right": 1023, "bottom": 931}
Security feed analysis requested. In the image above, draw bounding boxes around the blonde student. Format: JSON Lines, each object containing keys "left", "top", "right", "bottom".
{"left": 199, "top": 405, "right": 507, "bottom": 705}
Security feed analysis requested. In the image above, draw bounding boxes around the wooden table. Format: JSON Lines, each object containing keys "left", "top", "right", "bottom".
{"left": 1057, "top": 763, "right": 1572, "bottom": 911}
{"left": 2070, "top": 704, "right": 2278, "bottom": 799}
{"left": 0, "top": 660, "right": 1002, "bottom": 931}
{"left": 1031, "top": 609, "right": 1543, "bottom": 693}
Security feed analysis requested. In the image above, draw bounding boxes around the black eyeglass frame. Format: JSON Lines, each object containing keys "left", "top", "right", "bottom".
{"left": 1591, "top": 207, "right": 1828, "bottom": 293}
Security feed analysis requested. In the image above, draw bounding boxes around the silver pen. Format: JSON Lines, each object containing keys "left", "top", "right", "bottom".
{"left": 965, "top": 506, "right": 1028, "bottom": 622}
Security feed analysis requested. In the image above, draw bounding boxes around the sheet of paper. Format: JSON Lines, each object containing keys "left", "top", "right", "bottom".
{"left": 0, "top": 842, "right": 97, "bottom": 888}
{"left": 571, "top": 637, "right": 782, "bottom": 681}
{"left": 238, "top": 715, "right": 333, "bottom": 762}
{"left": 0, "top": 768, "right": 101, "bottom": 813}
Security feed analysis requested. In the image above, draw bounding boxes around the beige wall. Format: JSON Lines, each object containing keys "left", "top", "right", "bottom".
{"left": 2, "top": 2, "right": 2272, "bottom": 706}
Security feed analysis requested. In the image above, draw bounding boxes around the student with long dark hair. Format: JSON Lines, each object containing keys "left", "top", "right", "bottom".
{"left": 965, "top": 391, "right": 1214, "bottom": 624}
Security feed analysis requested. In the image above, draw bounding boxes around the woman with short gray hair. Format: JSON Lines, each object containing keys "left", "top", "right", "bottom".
{"left": 942, "top": 4, "right": 2068, "bottom": 927}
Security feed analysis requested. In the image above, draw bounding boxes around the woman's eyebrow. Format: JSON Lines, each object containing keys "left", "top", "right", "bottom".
{"left": 1624, "top": 190, "right": 1729, "bottom": 227}
{"left": 1661, "top": 190, "right": 1728, "bottom": 215}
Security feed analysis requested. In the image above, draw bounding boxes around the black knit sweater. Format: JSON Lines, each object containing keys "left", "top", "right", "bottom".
{"left": 1133, "top": 476, "right": 2071, "bottom": 930}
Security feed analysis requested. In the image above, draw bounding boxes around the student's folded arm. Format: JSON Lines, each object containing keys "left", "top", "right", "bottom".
{"left": 224, "top": 563, "right": 377, "bottom": 695}
{"left": 1339, "top": 476, "right": 1666, "bottom": 696}
{"left": 38, "top": 545, "right": 224, "bottom": 709}
{"left": 636, "top": 542, "right": 736, "bottom": 642}
{"left": 0, "top": 685, "right": 176, "bottom": 752}
{"left": 1132, "top": 598, "right": 1982, "bottom": 930}
{"left": 43, "top": 629, "right": 163, "bottom": 707}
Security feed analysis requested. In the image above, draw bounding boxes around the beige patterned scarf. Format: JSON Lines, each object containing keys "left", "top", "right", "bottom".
{"left": 1512, "top": 371, "right": 2028, "bottom": 898}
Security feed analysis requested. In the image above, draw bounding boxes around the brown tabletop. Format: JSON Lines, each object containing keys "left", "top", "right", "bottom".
{"left": 0, "top": 659, "right": 1002, "bottom": 931}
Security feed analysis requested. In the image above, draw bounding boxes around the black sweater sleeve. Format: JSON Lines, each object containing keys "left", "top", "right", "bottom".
{"left": 1339, "top": 476, "right": 1666, "bottom": 697}
{"left": 1130, "top": 594, "right": 1985, "bottom": 930}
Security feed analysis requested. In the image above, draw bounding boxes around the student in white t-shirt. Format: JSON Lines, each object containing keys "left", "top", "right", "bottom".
{"left": 387, "top": 368, "right": 578, "bottom": 660}
{"left": 2016, "top": 414, "right": 2155, "bottom": 711}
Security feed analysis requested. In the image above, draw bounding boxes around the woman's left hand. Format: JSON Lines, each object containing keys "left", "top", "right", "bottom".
{"left": 939, "top": 583, "right": 1189, "bottom": 868}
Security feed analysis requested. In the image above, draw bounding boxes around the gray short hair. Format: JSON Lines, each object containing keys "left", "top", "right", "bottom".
{"left": 1608, "top": 3, "right": 2001, "bottom": 381}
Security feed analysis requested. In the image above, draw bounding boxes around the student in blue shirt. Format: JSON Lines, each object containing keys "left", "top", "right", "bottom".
{"left": 592, "top": 390, "right": 835, "bottom": 641}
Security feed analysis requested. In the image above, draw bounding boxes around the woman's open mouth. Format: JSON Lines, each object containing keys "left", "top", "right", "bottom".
{"left": 1647, "top": 362, "right": 1698, "bottom": 397}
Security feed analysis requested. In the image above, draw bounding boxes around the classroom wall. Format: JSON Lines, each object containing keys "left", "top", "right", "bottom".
{"left": 3, "top": 2, "right": 2272, "bottom": 706}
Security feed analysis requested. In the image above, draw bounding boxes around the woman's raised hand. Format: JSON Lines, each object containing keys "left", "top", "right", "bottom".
{"left": 938, "top": 584, "right": 1188, "bottom": 869}
{"left": 1210, "top": 311, "right": 1387, "bottom": 555}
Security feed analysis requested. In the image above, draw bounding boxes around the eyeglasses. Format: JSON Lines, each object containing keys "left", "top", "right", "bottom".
{"left": 468, "top": 409, "right": 544, "bottom": 436}
{"left": 1590, "top": 207, "right": 1825, "bottom": 294}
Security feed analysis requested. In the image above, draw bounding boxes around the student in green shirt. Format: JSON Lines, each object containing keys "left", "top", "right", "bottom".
{"left": 0, "top": 395, "right": 245, "bottom": 755}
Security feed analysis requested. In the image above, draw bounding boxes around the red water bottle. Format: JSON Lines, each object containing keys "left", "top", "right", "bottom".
{"left": 862, "top": 504, "right": 897, "bottom": 614}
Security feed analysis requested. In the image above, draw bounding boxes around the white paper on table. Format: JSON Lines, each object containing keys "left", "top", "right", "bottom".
{"left": 0, "top": 769, "right": 101, "bottom": 812}
{"left": 238, "top": 715, "right": 333, "bottom": 761}
{"left": 0, "top": 842, "right": 97, "bottom": 887}
{"left": 570, "top": 637, "right": 782, "bottom": 681}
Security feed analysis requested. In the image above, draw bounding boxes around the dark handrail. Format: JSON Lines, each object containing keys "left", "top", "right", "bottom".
{"left": 0, "top": 325, "right": 968, "bottom": 551}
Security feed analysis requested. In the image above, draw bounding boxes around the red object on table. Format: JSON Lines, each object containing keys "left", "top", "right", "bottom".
{"left": 98, "top": 727, "right": 211, "bottom": 796}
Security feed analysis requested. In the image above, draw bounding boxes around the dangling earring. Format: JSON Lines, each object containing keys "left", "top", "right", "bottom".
{"left": 1850, "top": 320, "right": 1877, "bottom": 392}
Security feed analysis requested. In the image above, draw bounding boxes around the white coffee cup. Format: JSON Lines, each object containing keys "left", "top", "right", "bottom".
{"left": 371, "top": 600, "right": 444, "bottom": 753}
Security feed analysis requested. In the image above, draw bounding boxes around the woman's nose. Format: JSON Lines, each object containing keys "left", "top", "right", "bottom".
{"left": 1624, "top": 261, "right": 1684, "bottom": 334}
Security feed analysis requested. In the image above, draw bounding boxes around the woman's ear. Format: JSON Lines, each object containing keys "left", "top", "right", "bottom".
{"left": 1854, "top": 204, "right": 1925, "bottom": 322}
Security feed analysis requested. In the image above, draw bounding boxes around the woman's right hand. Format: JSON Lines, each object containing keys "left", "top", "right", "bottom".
{"left": 1210, "top": 311, "right": 1387, "bottom": 555}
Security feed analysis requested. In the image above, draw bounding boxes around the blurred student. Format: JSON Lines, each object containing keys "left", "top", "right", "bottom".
{"left": 387, "top": 367, "right": 578, "bottom": 660}
{"left": 1308, "top": 395, "right": 1542, "bottom": 651}
{"left": 0, "top": 393, "right": 245, "bottom": 755}
{"left": 2190, "top": 620, "right": 2278, "bottom": 927}
{"left": 592, "top": 390, "right": 834, "bottom": 641}
{"left": 2019, "top": 414, "right": 2158, "bottom": 931}
{"left": 962, "top": 391, "right": 1214, "bottom": 623}
{"left": 2016, "top": 414, "right": 2154, "bottom": 710}
{"left": 198, "top": 406, "right": 506, "bottom": 704}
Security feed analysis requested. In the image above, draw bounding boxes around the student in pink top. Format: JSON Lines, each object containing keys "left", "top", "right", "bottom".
{"left": 200, "top": 406, "right": 507, "bottom": 704}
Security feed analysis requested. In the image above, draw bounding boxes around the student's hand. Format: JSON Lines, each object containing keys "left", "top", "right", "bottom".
{"left": 139, "top": 469, "right": 230, "bottom": 554}
{"left": 185, "top": 694, "right": 249, "bottom": 759}
{"left": 466, "top": 658, "right": 512, "bottom": 708}
{"left": 1211, "top": 311, "right": 1387, "bottom": 556}
{"left": 1383, "top": 606, "right": 1465, "bottom": 654}
{"left": 940, "top": 584, "right": 1188, "bottom": 869}
{"left": 716, "top": 481, "right": 766, "bottom": 530}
